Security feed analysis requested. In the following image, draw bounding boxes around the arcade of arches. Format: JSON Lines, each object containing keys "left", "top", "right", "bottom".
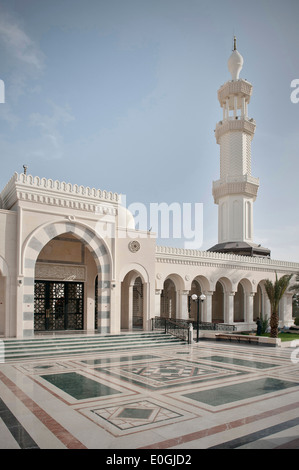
{"left": 0, "top": 224, "right": 289, "bottom": 337}
{"left": 157, "top": 276, "right": 267, "bottom": 325}
{"left": 29, "top": 233, "right": 268, "bottom": 333}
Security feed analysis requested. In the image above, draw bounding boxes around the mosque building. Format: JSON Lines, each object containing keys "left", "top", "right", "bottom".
{"left": 0, "top": 40, "right": 298, "bottom": 339}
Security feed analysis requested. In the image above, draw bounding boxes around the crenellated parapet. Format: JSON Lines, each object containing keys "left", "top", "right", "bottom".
{"left": 0, "top": 172, "right": 121, "bottom": 212}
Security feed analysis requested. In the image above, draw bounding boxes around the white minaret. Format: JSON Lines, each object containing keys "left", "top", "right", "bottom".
{"left": 209, "top": 38, "right": 270, "bottom": 257}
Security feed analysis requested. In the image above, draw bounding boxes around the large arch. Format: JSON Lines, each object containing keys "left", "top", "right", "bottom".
{"left": 34, "top": 233, "right": 99, "bottom": 332}
{"left": 254, "top": 281, "right": 267, "bottom": 321}
{"left": 212, "top": 281, "right": 224, "bottom": 323}
{"left": 234, "top": 278, "right": 254, "bottom": 323}
{"left": 158, "top": 273, "right": 185, "bottom": 320}
{"left": 120, "top": 266, "right": 149, "bottom": 331}
{"left": 21, "top": 220, "right": 112, "bottom": 337}
{"left": 212, "top": 277, "right": 232, "bottom": 323}
{"left": 234, "top": 282, "right": 245, "bottom": 322}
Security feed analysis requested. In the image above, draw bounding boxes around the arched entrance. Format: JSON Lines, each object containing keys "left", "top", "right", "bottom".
{"left": 212, "top": 281, "right": 224, "bottom": 323}
{"left": 34, "top": 233, "right": 95, "bottom": 332}
{"left": 22, "top": 221, "right": 111, "bottom": 337}
{"left": 234, "top": 282, "right": 245, "bottom": 322}
{"left": 121, "top": 271, "right": 145, "bottom": 330}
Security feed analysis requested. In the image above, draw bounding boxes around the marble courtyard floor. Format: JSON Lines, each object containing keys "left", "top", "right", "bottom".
{"left": 0, "top": 335, "right": 299, "bottom": 450}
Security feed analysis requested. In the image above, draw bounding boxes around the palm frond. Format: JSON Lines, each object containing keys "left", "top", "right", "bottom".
{"left": 264, "top": 273, "right": 293, "bottom": 316}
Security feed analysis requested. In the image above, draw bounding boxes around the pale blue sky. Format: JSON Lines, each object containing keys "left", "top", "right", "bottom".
{"left": 0, "top": 0, "right": 298, "bottom": 261}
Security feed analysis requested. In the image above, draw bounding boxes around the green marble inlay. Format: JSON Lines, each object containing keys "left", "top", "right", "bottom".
{"left": 41, "top": 372, "right": 121, "bottom": 400}
{"left": 184, "top": 377, "right": 299, "bottom": 407}
{"left": 117, "top": 408, "right": 153, "bottom": 419}
{"left": 99, "top": 359, "right": 244, "bottom": 390}
{"left": 207, "top": 355, "right": 279, "bottom": 369}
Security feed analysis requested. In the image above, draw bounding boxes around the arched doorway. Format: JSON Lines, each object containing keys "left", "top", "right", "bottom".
{"left": 212, "top": 281, "right": 224, "bottom": 323}
{"left": 34, "top": 233, "right": 98, "bottom": 332}
{"left": 121, "top": 271, "right": 145, "bottom": 330}
{"left": 161, "top": 278, "right": 177, "bottom": 319}
{"left": 234, "top": 282, "right": 245, "bottom": 322}
{"left": 22, "top": 221, "right": 112, "bottom": 337}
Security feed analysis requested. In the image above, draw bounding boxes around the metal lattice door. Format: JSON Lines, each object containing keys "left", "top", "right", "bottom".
{"left": 34, "top": 281, "right": 84, "bottom": 331}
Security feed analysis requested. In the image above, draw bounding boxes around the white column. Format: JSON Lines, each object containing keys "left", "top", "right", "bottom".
{"left": 203, "top": 292, "right": 213, "bottom": 323}
{"left": 234, "top": 96, "right": 238, "bottom": 118}
{"left": 241, "top": 97, "right": 246, "bottom": 117}
{"left": 155, "top": 289, "right": 162, "bottom": 317}
{"left": 142, "top": 283, "right": 149, "bottom": 331}
{"left": 245, "top": 293, "right": 254, "bottom": 324}
{"left": 225, "top": 292, "right": 235, "bottom": 324}
{"left": 279, "top": 293, "right": 294, "bottom": 327}
{"left": 128, "top": 285, "right": 133, "bottom": 330}
{"left": 179, "top": 290, "right": 189, "bottom": 320}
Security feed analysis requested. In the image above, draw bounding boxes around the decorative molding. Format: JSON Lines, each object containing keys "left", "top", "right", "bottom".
{"left": 215, "top": 118, "right": 256, "bottom": 143}
{"left": 155, "top": 246, "right": 299, "bottom": 273}
{"left": 35, "top": 263, "right": 86, "bottom": 282}
{"left": 128, "top": 240, "right": 141, "bottom": 253}
{"left": 212, "top": 179, "right": 259, "bottom": 203}
{"left": 0, "top": 172, "right": 121, "bottom": 211}
{"left": 217, "top": 79, "right": 253, "bottom": 105}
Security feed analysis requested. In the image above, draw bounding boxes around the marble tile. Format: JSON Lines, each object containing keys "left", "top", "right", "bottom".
{"left": 40, "top": 372, "right": 121, "bottom": 400}
{"left": 1, "top": 337, "right": 299, "bottom": 449}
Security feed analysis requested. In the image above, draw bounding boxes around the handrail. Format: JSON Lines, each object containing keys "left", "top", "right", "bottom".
{"left": 151, "top": 317, "right": 236, "bottom": 337}
{"left": 151, "top": 317, "right": 191, "bottom": 343}
{"left": 165, "top": 319, "right": 191, "bottom": 344}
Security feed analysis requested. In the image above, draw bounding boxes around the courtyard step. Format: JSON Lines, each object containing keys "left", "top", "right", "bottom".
{"left": 1, "top": 332, "right": 186, "bottom": 362}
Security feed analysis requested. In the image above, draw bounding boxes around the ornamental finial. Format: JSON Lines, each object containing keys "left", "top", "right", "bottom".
{"left": 233, "top": 36, "right": 237, "bottom": 51}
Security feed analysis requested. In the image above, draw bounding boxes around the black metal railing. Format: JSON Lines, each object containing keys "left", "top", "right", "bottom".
{"left": 151, "top": 317, "right": 236, "bottom": 335}
{"left": 165, "top": 319, "right": 190, "bottom": 343}
{"left": 151, "top": 317, "right": 191, "bottom": 343}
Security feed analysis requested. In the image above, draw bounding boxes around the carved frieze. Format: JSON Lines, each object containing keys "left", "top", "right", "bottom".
{"left": 35, "top": 263, "right": 86, "bottom": 282}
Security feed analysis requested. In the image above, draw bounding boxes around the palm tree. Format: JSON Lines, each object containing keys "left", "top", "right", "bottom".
{"left": 264, "top": 273, "right": 293, "bottom": 338}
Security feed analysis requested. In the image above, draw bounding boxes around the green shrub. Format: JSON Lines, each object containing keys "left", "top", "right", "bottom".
{"left": 260, "top": 314, "right": 269, "bottom": 334}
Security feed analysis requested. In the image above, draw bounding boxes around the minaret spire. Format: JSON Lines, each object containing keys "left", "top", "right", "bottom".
{"left": 233, "top": 35, "right": 237, "bottom": 51}
{"left": 208, "top": 41, "right": 270, "bottom": 257}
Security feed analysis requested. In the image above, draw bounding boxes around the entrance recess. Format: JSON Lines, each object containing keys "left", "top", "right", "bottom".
{"left": 34, "top": 281, "right": 84, "bottom": 331}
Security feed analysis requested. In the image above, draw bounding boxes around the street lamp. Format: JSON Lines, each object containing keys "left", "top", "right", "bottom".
{"left": 191, "top": 293, "right": 206, "bottom": 343}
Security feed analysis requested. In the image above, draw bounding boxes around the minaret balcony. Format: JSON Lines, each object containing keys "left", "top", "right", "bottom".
{"left": 212, "top": 175, "right": 259, "bottom": 203}
{"left": 215, "top": 117, "right": 256, "bottom": 143}
{"left": 217, "top": 79, "right": 253, "bottom": 106}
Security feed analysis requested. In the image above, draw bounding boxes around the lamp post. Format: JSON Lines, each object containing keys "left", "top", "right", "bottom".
{"left": 191, "top": 293, "right": 206, "bottom": 342}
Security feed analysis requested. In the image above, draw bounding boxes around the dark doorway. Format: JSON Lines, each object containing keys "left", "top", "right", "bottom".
{"left": 34, "top": 281, "right": 84, "bottom": 331}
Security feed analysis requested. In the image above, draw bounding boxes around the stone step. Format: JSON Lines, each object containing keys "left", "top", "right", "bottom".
{"left": 1, "top": 332, "right": 186, "bottom": 362}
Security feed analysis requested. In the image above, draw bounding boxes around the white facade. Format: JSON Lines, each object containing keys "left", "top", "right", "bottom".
{"left": 0, "top": 41, "right": 298, "bottom": 338}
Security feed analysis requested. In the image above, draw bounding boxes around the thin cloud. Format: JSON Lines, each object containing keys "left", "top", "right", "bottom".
{"left": 29, "top": 102, "right": 75, "bottom": 160}
{"left": 0, "top": 12, "right": 44, "bottom": 71}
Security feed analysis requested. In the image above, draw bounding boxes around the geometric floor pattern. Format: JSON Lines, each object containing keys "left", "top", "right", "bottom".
{"left": 0, "top": 336, "right": 299, "bottom": 450}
